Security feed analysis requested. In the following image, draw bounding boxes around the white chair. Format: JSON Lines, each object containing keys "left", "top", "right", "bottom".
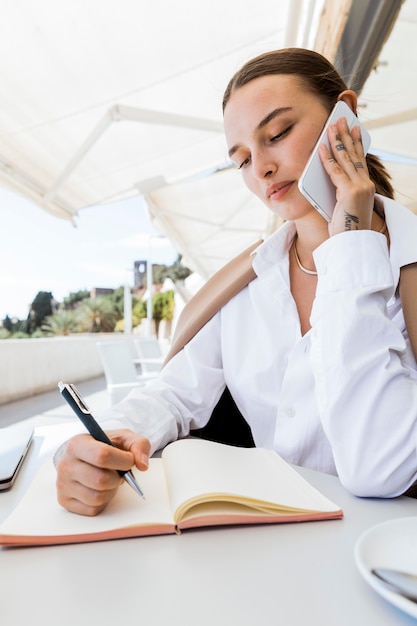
{"left": 133, "top": 337, "right": 164, "bottom": 377}
{"left": 96, "top": 340, "right": 147, "bottom": 405}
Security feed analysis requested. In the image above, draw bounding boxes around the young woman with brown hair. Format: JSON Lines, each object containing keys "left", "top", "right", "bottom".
{"left": 55, "top": 49, "right": 417, "bottom": 516}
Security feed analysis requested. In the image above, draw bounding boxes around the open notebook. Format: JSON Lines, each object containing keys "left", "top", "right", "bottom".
{"left": 0, "top": 438, "right": 342, "bottom": 546}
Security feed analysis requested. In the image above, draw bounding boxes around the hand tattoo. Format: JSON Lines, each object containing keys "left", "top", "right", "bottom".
{"left": 344, "top": 212, "right": 359, "bottom": 231}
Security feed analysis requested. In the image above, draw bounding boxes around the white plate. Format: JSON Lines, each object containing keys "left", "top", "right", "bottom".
{"left": 355, "top": 517, "right": 417, "bottom": 619}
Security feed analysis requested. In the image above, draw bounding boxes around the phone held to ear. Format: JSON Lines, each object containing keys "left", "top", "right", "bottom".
{"left": 298, "top": 100, "right": 371, "bottom": 222}
{"left": 0, "top": 423, "right": 33, "bottom": 491}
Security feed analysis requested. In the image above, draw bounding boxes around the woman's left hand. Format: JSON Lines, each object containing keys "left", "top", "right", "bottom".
{"left": 319, "top": 116, "right": 375, "bottom": 236}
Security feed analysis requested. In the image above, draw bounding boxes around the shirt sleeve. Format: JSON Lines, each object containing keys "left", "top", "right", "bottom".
{"left": 97, "top": 312, "right": 226, "bottom": 455}
{"left": 310, "top": 230, "right": 417, "bottom": 497}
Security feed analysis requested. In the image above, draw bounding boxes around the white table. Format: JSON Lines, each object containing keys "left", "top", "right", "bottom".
{"left": 1, "top": 419, "right": 417, "bottom": 626}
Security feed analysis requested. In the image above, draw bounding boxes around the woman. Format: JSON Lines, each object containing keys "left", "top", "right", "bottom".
{"left": 55, "top": 49, "right": 417, "bottom": 516}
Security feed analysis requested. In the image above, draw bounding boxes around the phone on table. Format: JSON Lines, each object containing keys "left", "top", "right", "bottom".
{"left": 298, "top": 100, "right": 371, "bottom": 222}
{"left": 0, "top": 423, "right": 33, "bottom": 491}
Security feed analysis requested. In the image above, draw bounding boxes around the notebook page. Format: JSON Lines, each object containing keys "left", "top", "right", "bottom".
{"left": 0, "top": 457, "right": 173, "bottom": 542}
{"left": 162, "top": 439, "right": 340, "bottom": 522}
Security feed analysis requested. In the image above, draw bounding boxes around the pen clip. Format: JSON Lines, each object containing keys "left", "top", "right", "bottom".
{"left": 58, "top": 381, "right": 91, "bottom": 415}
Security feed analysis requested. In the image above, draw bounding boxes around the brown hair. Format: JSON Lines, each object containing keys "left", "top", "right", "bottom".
{"left": 223, "top": 48, "right": 393, "bottom": 199}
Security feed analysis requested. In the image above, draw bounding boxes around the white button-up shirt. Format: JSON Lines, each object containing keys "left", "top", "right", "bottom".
{"left": 102, "top": 196, "right": 417, "bottom": 498}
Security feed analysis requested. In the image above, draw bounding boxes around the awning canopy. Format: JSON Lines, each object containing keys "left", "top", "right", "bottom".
{"left": 0, "top": 0, "right": 414, "bottom": 278}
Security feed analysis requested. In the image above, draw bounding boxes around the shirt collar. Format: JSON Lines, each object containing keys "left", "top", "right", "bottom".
{"left": 252, "top": 221, "right": 295, "bottom": 277}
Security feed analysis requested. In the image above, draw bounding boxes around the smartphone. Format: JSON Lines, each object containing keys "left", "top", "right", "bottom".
{"left": 298, "top": 100, "right": 371, "bottom": 222}
{"left": 0, "top": 423, "right": 33, "bottom": 491}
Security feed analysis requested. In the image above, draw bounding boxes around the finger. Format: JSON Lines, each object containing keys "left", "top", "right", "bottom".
{"left": 327, "top": 120, "right": 369, "bottom": 177}
{"left": 334, "top": 118, "right": 367, "bottom": 163}
{"left": 334, "top": 135, "right": 347, "bottom": 153}
{"left": 60, "top": 496, "right": 114, "bottom": 517}
{"left": 329, "top": 120, "right": 355, "bottom": 163}
{"left": 56, "top": 474, "right": 120, "bottom": 516}
{"left": 56, "top": 475, "right": 120, "bottom": 516}
{"left": 349, "top": 125, "right": 370, "bottom": 175}
{"left": 58, "top": 439, "right": 124, "bottom": 488}
{"left": 108, "top": 429, "right": 151, "bottom": 471}
{"left": 350, "top": 123, "right": 367, "bottom": 156}
{"left": 318, "top": 142, "right": 345, "bottom": 177}
{"left": 56, "top": 452, "right": 122, "bottom": 516}
{"left": 64, "top": 432, "right": 135, "bottom": 473}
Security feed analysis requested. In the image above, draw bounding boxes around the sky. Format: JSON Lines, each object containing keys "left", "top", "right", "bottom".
{"left": 0, "top": 189, "right": 178, "bottom": 321}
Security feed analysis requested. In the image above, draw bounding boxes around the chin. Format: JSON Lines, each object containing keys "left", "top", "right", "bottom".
{"left": 265, "top": 199, "right": 310, "bottom": 222}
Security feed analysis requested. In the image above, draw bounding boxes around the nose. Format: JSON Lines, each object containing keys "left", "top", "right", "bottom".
{"left": 251, "top": 149, "right": 276, "bottom": 180}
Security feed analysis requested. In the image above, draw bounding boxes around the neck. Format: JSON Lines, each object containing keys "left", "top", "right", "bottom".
{"left": 293, "top": 236, "right": 317, "bottom": 275}
{"left": 293, "top": 214, "right": 329, "bottom": 265}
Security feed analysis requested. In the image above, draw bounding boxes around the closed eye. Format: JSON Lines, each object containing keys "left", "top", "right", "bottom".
{"left": 271, "top": 125, "right": 293, "bottom": 142}
{"left": 236, "top": 124, "right": 293, "bottom": 170}
{"left": 238, "top": 156, "right": 251, "bottom": 170}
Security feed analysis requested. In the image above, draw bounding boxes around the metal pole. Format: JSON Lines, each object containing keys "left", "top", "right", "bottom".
{"left": 124, "top": 282, "right": 132, "bottom": 335}
{"left": 146, "top": 237, "right": 153, "bottom": 336}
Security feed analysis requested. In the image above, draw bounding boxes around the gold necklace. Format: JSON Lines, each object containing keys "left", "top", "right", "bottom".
{"left": 293, "top": 238, "right": 317, "bottom": 276}
{"left": 379, "top": 221, "right": 387, "bottom": 235}
{"left": 293, "top": 221, "right": 387, "bottom": 277}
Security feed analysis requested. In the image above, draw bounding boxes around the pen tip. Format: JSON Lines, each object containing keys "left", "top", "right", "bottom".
{"left": 124, "top": 472, "right": 145, "bottom": 499}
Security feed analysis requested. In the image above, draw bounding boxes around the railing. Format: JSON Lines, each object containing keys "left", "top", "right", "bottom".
{"left": 0, "top": 334, "right": 121, "bottom": 405}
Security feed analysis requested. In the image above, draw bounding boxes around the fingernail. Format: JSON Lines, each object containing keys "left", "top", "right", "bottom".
{"left": 140, "top": 453, "right": 149, "bottom": 468}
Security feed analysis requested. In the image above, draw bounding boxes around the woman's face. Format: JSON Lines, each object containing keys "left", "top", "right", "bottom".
{"left": 223, "top": 74, "right": 330, "bottom": 221}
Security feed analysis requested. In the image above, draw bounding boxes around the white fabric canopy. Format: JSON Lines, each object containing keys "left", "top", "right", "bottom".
{"left": 0, "top": 0, "right": 314, "bottom": 218}
{"left": 0, "top": 0, "right": 415, "bottom": 278}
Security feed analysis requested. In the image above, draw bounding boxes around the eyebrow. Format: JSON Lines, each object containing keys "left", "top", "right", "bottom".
{"left": 228, "top": 106, "right": 293, "bottom": 159}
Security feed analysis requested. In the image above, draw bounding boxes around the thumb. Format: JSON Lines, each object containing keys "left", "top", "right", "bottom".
{"left": 108, "top": 429, "right": 150, "bottom": 471}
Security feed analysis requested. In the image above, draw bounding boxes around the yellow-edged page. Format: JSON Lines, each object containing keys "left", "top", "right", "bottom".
{"left": 0, "top": 458, "right": 175, "bottom": 546}
{"left": 161, "top": 439, "right": 342, "bottom": 529}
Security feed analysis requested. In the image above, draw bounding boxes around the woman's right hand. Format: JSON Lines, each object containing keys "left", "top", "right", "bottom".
{"left": 319, "top": 116, "right": 375, "bottom": 237}
{"left": 55, "top": 429, "right": 150, "bottom": 516}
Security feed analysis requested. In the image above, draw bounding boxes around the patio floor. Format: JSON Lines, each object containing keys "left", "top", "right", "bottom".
{"left": 0, "top": 376, "right": 110, "bottom": 427}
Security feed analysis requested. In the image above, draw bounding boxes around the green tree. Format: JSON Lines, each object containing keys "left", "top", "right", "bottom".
{"left": 0, "top": 315, "right": 27, "bottom": 338}
{"left": 76, "top": 297, "right": 120, "bottom": 333}
{"left": 25, "top": 291, "right": 54, "bottom": 334}
{"left": 62, "top": 290, "right": 90, "bottom": 309}
{"left": 132, "top": 299, "right": 147, "bottom": 322}
{"left": 0, "top": 327, "right": 11, "bottom": 339}
{"left": 42, "top": 310, "right": 81, "bottom": 336}
{"left": 2, "top": 314, "right": 13, "bottom": 332}
{"left": 152, "top": 264, "right": 168, "bottom": 285}
{"left": 10, "top": 330, "right": 30, "bottom": 338}
{"left": 152, "top": 290, "right": 175, "bottom": 336}
{"left": 152, "top": 256, "right": 191, "bottom": 285}
{"left": 12, "top": 319, "right": 28, "bottom": 334}
{"left": 106, "top": 286, "right": 133, "bottom": 318}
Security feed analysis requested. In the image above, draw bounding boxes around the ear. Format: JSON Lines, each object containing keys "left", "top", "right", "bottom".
{"left": 337, "top": 90, "right": 358, "bottom": 115}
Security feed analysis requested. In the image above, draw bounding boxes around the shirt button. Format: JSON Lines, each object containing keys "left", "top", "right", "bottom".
{"left": 286, "top": 408, "right": 295, "bottom": 418}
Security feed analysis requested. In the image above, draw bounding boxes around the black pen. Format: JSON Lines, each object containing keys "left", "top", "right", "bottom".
{"left": 58, "top": 381, "right": 145, "bottom": 499}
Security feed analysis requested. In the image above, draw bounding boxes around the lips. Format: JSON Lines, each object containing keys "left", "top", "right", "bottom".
{"left": 266, "top": 181, "right": 293, "bottom": 200}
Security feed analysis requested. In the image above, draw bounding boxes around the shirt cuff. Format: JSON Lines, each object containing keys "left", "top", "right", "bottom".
{"left": 313, "top": 230, "right": 394, "bottom": 296}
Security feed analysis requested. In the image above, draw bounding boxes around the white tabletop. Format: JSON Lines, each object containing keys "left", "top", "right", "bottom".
{"left": 1, "top": 420, "right": 417, "bottom": 626}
